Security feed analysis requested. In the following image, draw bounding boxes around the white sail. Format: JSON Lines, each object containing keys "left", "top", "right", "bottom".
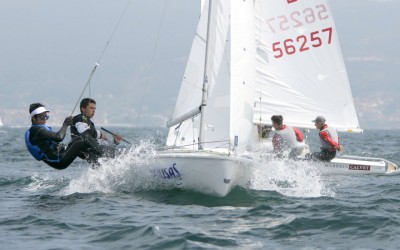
{"left": 253, "top": 0, "right": 361, "bottom": 132}
{"left": 166, "top": 0, "right": 231, "bottom": 148}
{"left": 0, "top": 116, "right": 3, "bottom": 127}
{"left": 201, "top": 0, "right": 206, "bottom": 13}
{"left": 166, "top": 0, "right": 256, "bottom": 154}
{"left": 156, "top": 0, "right": 397, "bottom": 197}
{"left": 200, "top": 0, "right": 257, "bottom": 154}
{"left": 166, "top": 2, "right": 206, "bottom": 147}
{"left": 230, "top": 0, "right": 256, "bottom": 153}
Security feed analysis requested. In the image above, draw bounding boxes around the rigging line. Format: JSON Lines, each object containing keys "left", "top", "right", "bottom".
{"left": 137, "top": 0, "right": 169, "bottom": 120}
{"left": 173, "top": 123, "right": 181, "bottom": 148}
{"left": 97, "top": 0, "right": 133, "bottom": 64}
{"left": 192, "top": 117, "right": 195, "bottom": 150}
{"left": 70, "top": 64, "right": 99, "bottom": 116}
{"left": 259, "top": 3, "right": 263, "bottom": 140}
{"left": 70, "top": 0, "right": 133, "bottom": 116}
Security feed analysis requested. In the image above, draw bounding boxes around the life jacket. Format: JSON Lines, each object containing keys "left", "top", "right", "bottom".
{"left": 274, "top": 125, "right": 305, "bottom": 156}
{"left": 25, "top": 125, "right": 60, "bottom": 162}
{"left": 276, "top": 125, "right": 297, "bottom": 149}
{"left": 319, "top": 125, "right": 339, "bottom": 150}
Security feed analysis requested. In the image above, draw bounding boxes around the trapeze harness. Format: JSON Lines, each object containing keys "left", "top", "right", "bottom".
{"left": 25, "top": 124, "right": 60, "bottom": 163}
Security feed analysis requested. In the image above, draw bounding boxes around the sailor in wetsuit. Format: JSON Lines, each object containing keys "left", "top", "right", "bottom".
{"left": 70, "top": 98, "right": 121, "bottom": 164}
{"left": 306, "top": 116, "right": 344, "bottom": 161}
{"left": 24, "top": 103, "right": 102, "bottom": 170}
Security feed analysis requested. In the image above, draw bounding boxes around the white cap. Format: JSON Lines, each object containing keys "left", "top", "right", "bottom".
{"left": 30, "top": 106, "right": 50, "bottom": 118}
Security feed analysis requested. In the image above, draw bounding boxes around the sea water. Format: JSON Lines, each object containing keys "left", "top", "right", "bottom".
{"left": 1, "top": 127, "right": 399, "bottom": 249}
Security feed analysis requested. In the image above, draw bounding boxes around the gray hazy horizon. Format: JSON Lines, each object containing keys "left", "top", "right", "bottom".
{"left": 0, "top": 0, "right": 399, "bottom": 129}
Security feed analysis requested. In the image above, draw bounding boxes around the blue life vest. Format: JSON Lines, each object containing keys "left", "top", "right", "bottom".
{"left": 25, "top": 125, "right": 60, "bottom": 162}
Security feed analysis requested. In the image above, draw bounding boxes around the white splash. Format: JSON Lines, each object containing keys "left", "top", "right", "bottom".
{"left": 62, "top": 140, "right": 177, "bottom": 195}
{"left": 248, "top": 153, "right": 334, "bottom": 198}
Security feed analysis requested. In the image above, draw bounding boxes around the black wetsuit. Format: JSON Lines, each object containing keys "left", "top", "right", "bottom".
{"left": 28, "top": 124, "right": 86, "bottom": 170}
{"left": 71, "top": 114, "right": 98, "bottom": 141}
{"left": 71, "top": 114, "right": 117, "bottom": 163}
{"left": 305, "top": 149, "right": 336, "bottom": 161}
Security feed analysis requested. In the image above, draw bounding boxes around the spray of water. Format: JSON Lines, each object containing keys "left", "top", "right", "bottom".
{"left": 247, "top": 152, "right": 335, "bottom": 198}
{"left": 62, "top": 140, "right": 179, "bottom": 195}
{"left": 61, "top": 137, "right": 334, "bottom": 197}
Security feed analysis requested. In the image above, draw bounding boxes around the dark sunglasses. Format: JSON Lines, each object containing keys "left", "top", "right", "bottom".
{"left": 37, "top": 114, "right": 49, "bottom": 121}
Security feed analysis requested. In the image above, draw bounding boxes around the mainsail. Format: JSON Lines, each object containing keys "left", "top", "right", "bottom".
{"left": 166, "top": 0, "right": 256, "bottom": 154}
{"left": 230, "top": 0, "right": 256, "bottom": 153}
{"left": 253, "top": 0, "right": 361, "bottom": 132}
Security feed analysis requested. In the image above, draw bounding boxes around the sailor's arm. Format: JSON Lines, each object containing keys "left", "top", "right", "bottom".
{"left": 54, "top": 116, "right": 73, "bottom": 140}
{"left": 320, "top": 131, "right": 340, "bottom": 150}
{"left": 31, "top": 117, "right": 72, "bottom": 144}
{"left": 337, "top": 136, "right": 344, "bottom": 152}
{"left": 97, "top": 129, "right": 121, "bottom": 145}
{"left": 293, "top": 127, "right": 304, "bottom": 142}
{"left": 97, "top": 129, "right": 107, "bottom": 140}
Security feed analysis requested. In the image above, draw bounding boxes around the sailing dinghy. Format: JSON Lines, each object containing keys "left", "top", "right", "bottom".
{"left": 250, "top": 0, "right": 398, "bottom": 175}
{"left": 148, "top": 0, "right": 256, "bottom": 197}
{"left": 149, "top": 0, "right": 397, "bottom": 197}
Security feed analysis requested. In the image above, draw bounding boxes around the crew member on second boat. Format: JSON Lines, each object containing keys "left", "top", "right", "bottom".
{"left": 306, "top": 115, "right": 343, "bottom": 161}
{"left": 271, "top": 115, "right": 305, "bottom": 159}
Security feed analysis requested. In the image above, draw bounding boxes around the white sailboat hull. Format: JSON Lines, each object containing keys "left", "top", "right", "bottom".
{"left": 317, "top": 156, "right": 398, "bottom": 175}
{"left": 149, "top": 150, "right": 253, "bottom": 197}
{"left": 253, "top": 138, "right": 398, "bottom": 175}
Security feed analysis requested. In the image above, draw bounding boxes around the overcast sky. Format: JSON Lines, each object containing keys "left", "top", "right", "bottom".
{"left": 0, "top": 0, "right": 399, "bottom": 128}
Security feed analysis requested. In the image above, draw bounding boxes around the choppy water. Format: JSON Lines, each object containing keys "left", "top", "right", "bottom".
{"left": 1, "top": 127, "right": 400, "bottom": 249}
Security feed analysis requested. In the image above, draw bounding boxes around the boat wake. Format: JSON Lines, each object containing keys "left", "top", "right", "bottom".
{"left": 248, "top": 153, "right": 335, "bottom": 198}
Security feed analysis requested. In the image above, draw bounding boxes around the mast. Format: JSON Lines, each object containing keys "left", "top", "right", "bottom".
{"left": 198, "top": 0, "right": 212, "bottom": 150}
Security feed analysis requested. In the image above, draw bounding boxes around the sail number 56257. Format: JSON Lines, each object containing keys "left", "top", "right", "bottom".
{"left": 267, "top": 4, "right": 329, "bottom": 33}
{"left": 272, "top": 27, "right": 332, "bottom": 59}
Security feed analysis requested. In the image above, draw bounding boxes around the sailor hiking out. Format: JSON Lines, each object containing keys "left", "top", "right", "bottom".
{"left": 71, "top": 98, "right": 122, "bottom": 165}
{"left": 25, "top": 103, "right": 101, "bottom": 170}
